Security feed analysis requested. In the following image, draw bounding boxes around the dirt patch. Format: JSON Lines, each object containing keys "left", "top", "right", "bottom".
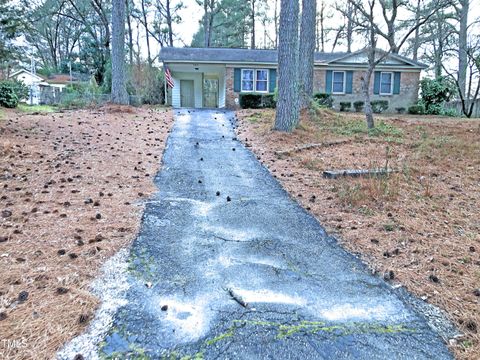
{"left": 0, "top": 106, "right": 173, "bottom": 359}
{"left": 236, "top": 109, "right": 480, "bottom": 360}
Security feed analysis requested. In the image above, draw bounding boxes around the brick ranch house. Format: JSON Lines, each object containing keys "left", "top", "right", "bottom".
{"left": 159, "top": 47, "right": 427, "bottom": 111}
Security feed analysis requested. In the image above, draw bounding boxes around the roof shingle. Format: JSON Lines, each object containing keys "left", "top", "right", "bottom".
{"left": 160, "top": 47, "right": 348, "bottom": 64}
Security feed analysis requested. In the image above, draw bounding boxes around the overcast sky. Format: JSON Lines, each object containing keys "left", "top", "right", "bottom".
{"left": 161, "top": 0, "right": 479, "bottom": 77}
{"left": 176, "top": 0, "right": 205, "bottom": 46}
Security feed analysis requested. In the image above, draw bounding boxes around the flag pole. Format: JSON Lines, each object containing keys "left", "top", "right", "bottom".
{"left": 163, "top": 63, "right": 168, "bottom": 106}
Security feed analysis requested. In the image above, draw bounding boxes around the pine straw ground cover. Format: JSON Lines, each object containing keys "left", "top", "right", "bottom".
{"left": 0, "top": 105, "right": 173, "bottom": 359}
{"left": 236, "top": 108, "right": 480, "bottom": 360}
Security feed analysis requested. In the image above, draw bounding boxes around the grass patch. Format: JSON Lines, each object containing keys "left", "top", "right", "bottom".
{"left": 413, "top": 132, "right": 475, "bottom": 162}
{"left": 205, "top": 329, "right": 234, "bottom": 346}
{"left": 331, "top": 119, "right": 403, "bottom": 139}
{"left": 383, "top": 223, "right": 396, "bottom": 232}
{"left": 300, "top": 158, "right": 323, "bottom": 171}
{"left": 334, "top": 175, "right": 400, "bottom": 207}
{"left": 233, "top": 319, "right": 413, "bottom": 339}
{"left": 357, "top": 206, "right": 375, "bottom": 216}
{"left": 245, "top": 111, "right": 264, "bottom": 124}
{"left": 312, "top": 111, "right": 403, "bottom": 140}
{"left": 17, "top": 103, "right": 57, "bottom": 113}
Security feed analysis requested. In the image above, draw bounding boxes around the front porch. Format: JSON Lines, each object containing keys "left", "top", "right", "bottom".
{"left": 167, "top": 64, "right": 226, "bottom": 108}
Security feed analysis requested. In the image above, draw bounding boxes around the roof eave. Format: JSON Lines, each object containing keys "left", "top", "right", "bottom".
{"left": 162, "top": 59, "right": 425, "bottom": 70}
{"left": 161, "top": 59, "right": 278, "bottom": 65}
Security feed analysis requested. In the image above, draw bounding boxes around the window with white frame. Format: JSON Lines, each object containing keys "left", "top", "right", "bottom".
{"left": 241, "top": 69, "right": 269, "bottom": 92}
{"left": 332, "top": 71, "right": 345, "bottom": 94}
{"left": 255, "top": 69, "right": 268, "bottom": 92}
{"left": 241, "top": 69, "right": 254, "bottom": 92}
{"left": 380, "top": 72, "right": 393, "bottom": 95}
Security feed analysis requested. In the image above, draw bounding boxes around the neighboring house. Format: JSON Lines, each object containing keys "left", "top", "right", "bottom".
{"left": 9, "top": 69, "right": 50, "bottom": 105}
{"left": 159, "top": 47, "right": 427, "bottom": 111}
{"left": 41, "top": 74, "right": 78, "bottom": 104}
{"left": 9, "top": 70, "right": 77, "bottom": 105}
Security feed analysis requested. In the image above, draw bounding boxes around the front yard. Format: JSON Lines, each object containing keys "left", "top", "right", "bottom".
{"left": 0, "top": 105, "right": 173, "bottom": 359}
{"left": 236, "top": 109, "right": 480, "bottom": 360}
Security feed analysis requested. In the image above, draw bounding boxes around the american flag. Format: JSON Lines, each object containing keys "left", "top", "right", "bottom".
{"left": 165, "top": 66, "right": 174, "bottom": 88}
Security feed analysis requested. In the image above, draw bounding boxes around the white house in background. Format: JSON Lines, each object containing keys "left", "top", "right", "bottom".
{"left": 9, "top": 70, "right": 74, "bottom": 105}
{"left": 9, "top": 69, "right": 50, "bottom": 105}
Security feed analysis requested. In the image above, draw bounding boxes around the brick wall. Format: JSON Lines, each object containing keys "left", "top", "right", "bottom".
{"left": 313, "top": 68, "right": 420, "bottom": 112}
{"left": 225, "top": 67, "right": 240, "bottom": 109}
{"left": 313, "top": 69, "right": 326, "bottom": 94}
{"left": 225, "top": 67, "right": 421, "bottom": 112}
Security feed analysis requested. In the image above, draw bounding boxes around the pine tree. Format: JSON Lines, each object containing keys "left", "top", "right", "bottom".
{"left": 299, "top": 0, "right": 316, "bottom": 110}
{"left": 274, "top": 0, "right": 300, "bottom": 132}
{"left": 111, "top": 0, "right": 129, "bottom": 104}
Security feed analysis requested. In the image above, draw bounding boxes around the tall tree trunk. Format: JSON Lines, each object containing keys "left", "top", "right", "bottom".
{"left": 251, "top": 0, "right": 256, "bottom": 49}
{"left": 203, "top": 0, "right": 209, "bottom": 47}
{"left": 299, "top": 0, "right": 316, "bottom": 110}
{"left": 411, "top": 0, "right": 421, "bottom": 61}
{"left": 207, "top": 5, "right": 214, "bottom": 47}
{"left": 135, "top": 22, "right": 141, "bottom": 66}
{"left": 363, "top": 20, "right": 377, "bottom": 130}
{"left": 263, "top": 17, "right": 267, "bottom": 48}
{"left": 320, "top": 2, "right": 325, "bottom": 52}
{"left": 166, "top": 0, "right": 174, "bottom": 46}
{"left": 362, "top": 67, "right": 374, "bottom": 129}
{"left": 125, "top": 0, "right": 134, "bottom": 65}
{"left": 141, "top": 0, "right": 152, "bottom": 64}
{"left": 274, "top": 0, "right": 299, "bottom": 132}
{"left": 111, "top": 0, "right": 129, "bottom": 104}
{"left": 433, "top": 12, "right": 444, "bottom": 79}
{"left": 458, "top": 0, "right": 468, "bottom": 98}
{"left": 346, "top": 1, "right": 353, "bottom": 53}
{"left": 316, "top": 1, "right": 325, "bottom": 52}
{"left": 274, "top": 0, "right": 279, "bottom": 48}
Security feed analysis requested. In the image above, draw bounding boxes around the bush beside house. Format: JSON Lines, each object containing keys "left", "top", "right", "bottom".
{"left": 0, "top": 80, "right": 29, "bottom": 108}
{"left": 239, "top": 93, "right": 276, "bottom": 109}
{"left": 353, "top": 101, "right": 365, "bottom": 112}
{"left": 371, "top": 100, "right": 389, "bottom": 113}
{"left": 313, "top": 93, "right": 333, "bottom": 108}
{"left": 408, "top": 77, "right": 456, "bottom": 116}
{"left": 339, "top": 102, "right": 352, "bottom": 112}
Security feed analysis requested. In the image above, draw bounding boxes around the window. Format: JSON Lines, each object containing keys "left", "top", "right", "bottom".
{"left": 255, "top": 70, "right": 268, "bottom": 92}
{"left": 332, "top": 71, "right": 345, "bottom": 94}
{"left": 241, "top": 69, "right": 269, "bottom": 92}
{"left": 241, "top": 69, "right": 254, "bottom": 92}
{"left": 380, "top": 72, "right": 393, "bottom": 95}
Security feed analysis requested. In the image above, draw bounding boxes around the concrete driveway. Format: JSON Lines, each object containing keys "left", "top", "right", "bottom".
{"left": 76, "top": 109, "right": 453, "bottom": 359}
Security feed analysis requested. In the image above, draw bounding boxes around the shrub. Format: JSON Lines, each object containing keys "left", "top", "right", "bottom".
{"left": 353, "top": 101, "right": 365, "bottom": 112}
{"left": 0, "top": 81, "right": 20, "bottom": 108}
{"left": 262, "top": 94, "right": 276, "bottom": 108}
{"left": 9, "top": 80, "right": 29, "bottom": 100}
{"left": 240, "top": 94, "right": 261, "bottom": 108}
{"left": 408, "top": 104, "right": 425, "bottom": 115}
{"left": 440, "top": 108, "right": 458, "bottom": 117}
{"left": 273, "top": 87, "right": 278, "bottom": 102}
{"left": 313, "top": 92, "right": 333, "bottom": 108}
{"left": 58, "top": 93, "right": 88, "bottom": 109}
{"left": 419, "top": 77, "right": 455, "bottom": 115}
{"left": 339, "top": 102, "right": 352, "bottom": 112}
{"left": 371, "top": 100, "right": 389, "bottom": 113}
{"left": 395, "top": 107, "right": 406, "bottom": 114}
{"left": 130, "top": 65, "right": 164, "bottom": 104}
{"left": 239, "top": 94, "right": 276, "bottom": 109}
